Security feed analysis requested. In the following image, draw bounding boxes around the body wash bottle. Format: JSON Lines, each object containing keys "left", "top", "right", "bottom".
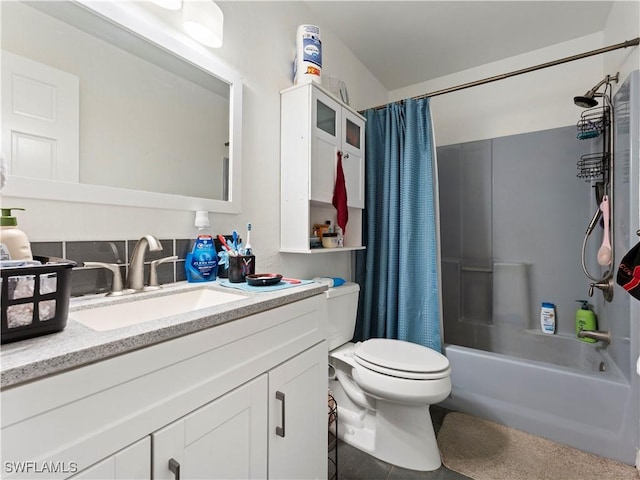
{"left": 575, "top": 300, "right": 597, "bottom": 342}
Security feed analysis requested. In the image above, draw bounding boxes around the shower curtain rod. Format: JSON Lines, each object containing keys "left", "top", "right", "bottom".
{"left": 366, "top": 37, "right": 640, "bottom": 111}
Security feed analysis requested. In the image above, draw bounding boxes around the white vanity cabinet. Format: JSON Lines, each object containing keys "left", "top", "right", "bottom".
{"left": 268, "top": 342, "right": 327, "bottom": 479}
{"left": 152, "top": 375, "right": 268, "bottom": 480}
{"left": 69, "top": 438, "right": 150, "bottom": 480}
{"left": 152, "top": 342, "right": 327, "bottom": 480}
{"left": 1, "top": 294, "right": 328, "bottom": 480}
{"left": 280, "top": 83, "right": 366, "bottom": 253}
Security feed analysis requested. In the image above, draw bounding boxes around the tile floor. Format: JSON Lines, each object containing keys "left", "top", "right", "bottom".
{"left": 333, "top": 406, "right": 472, "bottom": 480}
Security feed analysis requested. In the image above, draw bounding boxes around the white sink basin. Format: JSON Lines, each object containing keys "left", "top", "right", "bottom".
{"left": 70, "top": 287, "right": 245, "bottom": 331}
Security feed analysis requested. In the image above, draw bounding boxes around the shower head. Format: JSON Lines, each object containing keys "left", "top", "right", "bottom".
{"left": 574, "top": 73, "right": 620, "bottom": 108}
{"left": 573, "top": 95, "right": 599, "bottom": 108}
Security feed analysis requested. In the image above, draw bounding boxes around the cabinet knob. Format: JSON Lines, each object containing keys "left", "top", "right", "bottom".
{"left": 343, "top": 153, "right": 349, "bottom": 159}
{"left": 168, "top": 458, "right": 181, "bottom": 480}
{"left": 276, "top": 390, "right": 286, "bottom": 437}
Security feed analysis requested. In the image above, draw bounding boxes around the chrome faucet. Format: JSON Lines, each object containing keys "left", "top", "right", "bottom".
{"left": 127, "top": 235, "right": 163, "bottom": 291}
{"left": 578, "top": 329, "right": 611, "bottom": 344}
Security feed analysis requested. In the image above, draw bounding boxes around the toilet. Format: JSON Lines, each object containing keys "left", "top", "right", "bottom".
{"left": 326, "top": 282, "right": 451, "bottom": 471}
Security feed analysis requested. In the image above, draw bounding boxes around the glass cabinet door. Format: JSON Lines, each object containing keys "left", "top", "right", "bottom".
{"left": 311, "top": 90, "right": 341, "bottom": 204}
{"left": 316, "top": 99, "right": 336, "bottom": 137}
{"left": 345, "top": 118, "right": 360, "bottom": 149}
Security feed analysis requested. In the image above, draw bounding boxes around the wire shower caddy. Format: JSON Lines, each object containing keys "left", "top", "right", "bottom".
{"left": 576, "top": 106, "right": 611, "bottom": 182}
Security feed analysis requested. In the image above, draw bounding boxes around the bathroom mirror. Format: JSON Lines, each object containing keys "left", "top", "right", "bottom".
{"left": 1, "top": 0, "right": 242, "bottom": 213}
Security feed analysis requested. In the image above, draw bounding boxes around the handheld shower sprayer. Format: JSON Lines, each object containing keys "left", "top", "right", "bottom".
{"left": 585, "top": 207, "right": 602, "bottom": 235}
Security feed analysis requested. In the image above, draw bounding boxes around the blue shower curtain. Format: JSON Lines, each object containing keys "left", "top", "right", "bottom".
{"left": 354, "top": 98, "right": 441, "bottom": 352}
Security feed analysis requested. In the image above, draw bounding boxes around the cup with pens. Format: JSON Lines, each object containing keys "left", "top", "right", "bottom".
{"left": 218, "top": 231, "right": 255, "bottom": 283}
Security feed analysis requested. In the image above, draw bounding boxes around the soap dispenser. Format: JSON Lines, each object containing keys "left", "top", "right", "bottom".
{"left": 575, "top": 300, "right": 597, "bottom": 343}
{"left": 0, "top": 208, "right": 33, "bottom": 261}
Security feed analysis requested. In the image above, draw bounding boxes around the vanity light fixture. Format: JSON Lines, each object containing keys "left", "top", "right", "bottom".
{"left": 182, "top": 0, "right": 224, "bottom": 48}
{"left": 149, "top": 0, "right": 183, "bottom": 11}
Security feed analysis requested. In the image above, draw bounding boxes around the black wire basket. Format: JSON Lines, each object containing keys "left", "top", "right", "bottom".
{"left": 1, "top": 256, "right": 76, "bottom": 344}
{"left": 577, "top": 152, "right": 608, "bottom": 181}
{"left": 576, "top": 106, "right": 610, "bottom": 140}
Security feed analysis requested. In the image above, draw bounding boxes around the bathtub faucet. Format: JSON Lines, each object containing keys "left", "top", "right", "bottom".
{"left": 577, "top": 329, "right": 611, "bottom": 344}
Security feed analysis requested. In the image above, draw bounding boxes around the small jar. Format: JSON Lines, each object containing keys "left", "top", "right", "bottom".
{"left": 322, "top": 232, "right": 339, "bottom": 248}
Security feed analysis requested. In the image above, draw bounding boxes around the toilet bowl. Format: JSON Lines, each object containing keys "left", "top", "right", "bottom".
{"left": 325, "top": 283, "right": 451, "bottom": 471}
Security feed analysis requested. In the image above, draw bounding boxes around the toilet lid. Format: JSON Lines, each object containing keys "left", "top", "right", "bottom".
{"left": 354, "top": 338, "right": 450, "bottom": 380}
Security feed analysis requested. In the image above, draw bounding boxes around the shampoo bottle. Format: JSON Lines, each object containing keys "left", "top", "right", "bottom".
{"left": 185, "top": 211, "right": 217, "bottom": 283}
{"left": 575, "top": 300, "right": 597, "bottom": 342}
{"left": 0, "top": 208, "right": 33, "bottom": 261}
{"left": 540, "top": 302, "right": 556, "bottom": 334}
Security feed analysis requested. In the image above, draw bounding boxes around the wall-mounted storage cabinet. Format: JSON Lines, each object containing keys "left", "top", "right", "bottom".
{"left": 280, "top": 83, "right": 366, "bottom": 253}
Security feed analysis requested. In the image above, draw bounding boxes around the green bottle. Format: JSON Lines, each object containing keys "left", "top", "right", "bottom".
{"left": 575, "top": 300, "right": 597, "bottom": 343}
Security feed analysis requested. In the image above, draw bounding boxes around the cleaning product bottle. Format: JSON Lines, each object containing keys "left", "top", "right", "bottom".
{"left": 540, "top": 302, "right": 556, "bottom": 334}
{"left": 0, "top": 208, "right": 33, "bottom": 261}
{"left": 575, "top": 300, "right": 597, "bottom": 342}
{"left": 185, "top": 211, "right": 217, "bottom": 282}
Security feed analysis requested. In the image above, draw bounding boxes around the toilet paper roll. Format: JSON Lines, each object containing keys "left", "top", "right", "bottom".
{"left": 293, "top": 25, "right": 322, "bottom": 85}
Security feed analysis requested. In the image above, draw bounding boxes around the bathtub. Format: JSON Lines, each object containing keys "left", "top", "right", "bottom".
{"left": 441, "top": 342, "right": 636, "bottom": 465}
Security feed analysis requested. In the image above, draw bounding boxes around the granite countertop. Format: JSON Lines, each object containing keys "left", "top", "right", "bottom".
{"left": 1, "top": 281, "right": 327, "bottom": 389}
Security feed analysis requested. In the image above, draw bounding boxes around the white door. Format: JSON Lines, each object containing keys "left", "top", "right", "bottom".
{"left": 269, "top": 343, "right": 328, "bottom": 480}
{"left": 311, "top": 89, "right": 340, "bottom": 204}
{"left": 69, "top": 437, "right": 150, "bottom": 480}
{"left": 341, "top": 110, "right": 365, "bottom": 209}
{"left": 152, "top": 375, "right": 268, "bottom": 480}
{"left": 1, "top": 50, "right": 79, "bottom": 182}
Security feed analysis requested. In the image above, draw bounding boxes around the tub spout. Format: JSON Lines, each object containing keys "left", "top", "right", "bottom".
{"left": 578, "top": 329, "right": 611, "bottom": 344}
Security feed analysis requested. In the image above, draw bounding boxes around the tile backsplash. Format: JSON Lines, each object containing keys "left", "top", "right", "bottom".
{"left": 31, "top": 238, "right": 191, "bottom": 297}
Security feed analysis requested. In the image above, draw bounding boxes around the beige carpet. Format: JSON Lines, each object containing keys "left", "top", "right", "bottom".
{"left": 438, "top": 412, "right": 638, "bottom": 480}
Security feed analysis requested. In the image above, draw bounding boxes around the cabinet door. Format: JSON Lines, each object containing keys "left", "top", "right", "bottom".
{"left": 341, "top": 110, "right": 365, "bottom": 208}
{"left": 269, "top": 342, "right": 328, "bottom": 479}
{"left": 311, "top": 89, "right": 341, "bottom": 204}
{"left": 152, "top": 375, "right": 268, "bottom": 480}
{"left": 69, "top": 437, "right": 150, "bottom": 480}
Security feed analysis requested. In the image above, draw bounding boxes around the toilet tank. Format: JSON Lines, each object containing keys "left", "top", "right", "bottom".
{"left": 326, "top": 282, "right": 360, "bottom": 350}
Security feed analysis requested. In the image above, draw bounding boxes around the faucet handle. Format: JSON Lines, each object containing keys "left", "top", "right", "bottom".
{"left": 83, "top": 261, "right": 130, "bottom": 296}
{"left": 588, "top": 278, "right": 614, "bottom": 302}
{"left": 148, "top": 255, "right": 178, "bottom": 289}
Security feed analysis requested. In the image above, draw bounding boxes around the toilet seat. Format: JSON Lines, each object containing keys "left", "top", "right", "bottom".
{"left": 354, "top": 338, "right": 450, "bottom": 380}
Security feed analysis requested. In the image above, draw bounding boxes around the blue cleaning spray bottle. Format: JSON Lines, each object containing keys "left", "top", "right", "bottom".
{"left": 185, "top": 211, "right": 217, "bottom": 282}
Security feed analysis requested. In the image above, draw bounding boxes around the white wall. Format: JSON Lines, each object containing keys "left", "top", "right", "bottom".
{"left": 2, "top": 1, "right": 388, "bottom": 281}
{"left": 391, "top": 33, "right": 606, "bottom": 146}
{"left": 603, "top": 0, "right": 640, "bottom": 81}
{"left": 389, "top": 2, "right": 639, "bottom": 148}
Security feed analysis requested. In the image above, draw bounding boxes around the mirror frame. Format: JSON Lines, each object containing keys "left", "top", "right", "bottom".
{"left": 2, "top": 0, "right": 243, "bottom": 214}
